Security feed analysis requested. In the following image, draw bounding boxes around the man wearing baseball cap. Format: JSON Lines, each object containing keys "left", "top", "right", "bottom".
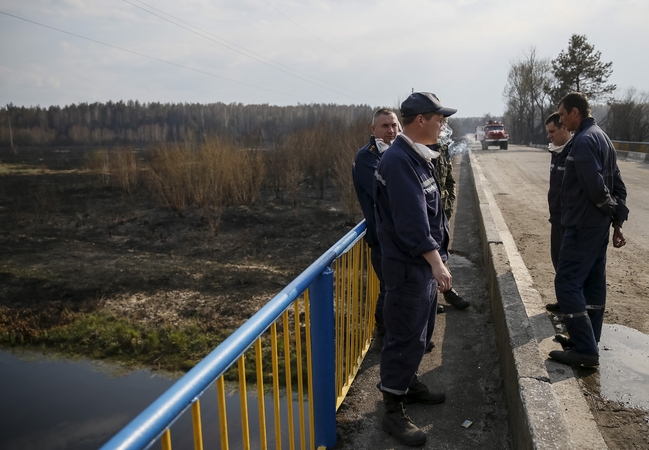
{"left": 373, "top": 92, "right": 456, "bottom": 446}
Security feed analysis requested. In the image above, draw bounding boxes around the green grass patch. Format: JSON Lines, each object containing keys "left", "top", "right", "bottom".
{"left": 1, "top": 311, "right": 309, "bottom": 387}
{"left": 1, "top": 311, "right": 230, "bottom": 373}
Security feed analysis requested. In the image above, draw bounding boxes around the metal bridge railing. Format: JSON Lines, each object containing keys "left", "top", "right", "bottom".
{"left": 100, "top": 220, "right": 378, "bottom": 450}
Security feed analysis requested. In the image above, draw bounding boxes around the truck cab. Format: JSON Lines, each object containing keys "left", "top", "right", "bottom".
{"left": 479, "top": 120, "right": 509, "bottom": 150}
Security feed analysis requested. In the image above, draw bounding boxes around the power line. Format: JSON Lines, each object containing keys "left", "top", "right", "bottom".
{"left": 127, "top": 0, "right": 378, "bottom": 101}
{"left": 0, "top": 10, "right": 313, "bottom": 102}
{"left": 260, "top": 0, "right": 397, "bottom": 86}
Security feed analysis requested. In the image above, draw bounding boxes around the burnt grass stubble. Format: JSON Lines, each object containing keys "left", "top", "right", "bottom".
{"left": 0, "top": 145, "right": 355, "bottom": 379}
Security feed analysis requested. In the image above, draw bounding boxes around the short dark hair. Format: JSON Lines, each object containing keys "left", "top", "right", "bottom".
{"left": 372, "top": 108, "right": 396, "bottom": 125}
{"left": 402, "top": 111, "right": 435, "bottom": 126}
{"left": 545, "top": 111, "right": 561, "bottom": 128}
{"left": 559, "top": 92, "right": 591, "bottom": 118}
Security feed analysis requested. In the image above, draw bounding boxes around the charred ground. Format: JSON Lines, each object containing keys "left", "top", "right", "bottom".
{"left": 0, "top": 145, "right": 354, "bottom": 371}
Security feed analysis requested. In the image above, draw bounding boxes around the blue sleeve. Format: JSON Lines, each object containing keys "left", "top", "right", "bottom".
{"left": 353, "top": 151, "right": 379, "bottom": 244}
{"left": 572, "top": 135, "right": 616, "bottom": 216}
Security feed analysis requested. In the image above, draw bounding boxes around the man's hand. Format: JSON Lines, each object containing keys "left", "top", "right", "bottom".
{"left": 423, "top": 250, "right": 452, "bottom": 292}
{"left": 613, "top": 224, "right": 626, "bottom": 248}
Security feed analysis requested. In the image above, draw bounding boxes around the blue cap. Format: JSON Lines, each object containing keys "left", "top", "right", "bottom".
{"left": 400, "top": 92, "right": 457, "bottom": 118}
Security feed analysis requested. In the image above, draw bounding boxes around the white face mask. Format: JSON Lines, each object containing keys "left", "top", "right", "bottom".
{"left": 548, "top": 143, "right": 566, "bottom": 153}
{"left": 375, "top": 139, "right": 390, "bottom": 153}
{"left": 400, "top": 134, "right": 440, "bottom": 161}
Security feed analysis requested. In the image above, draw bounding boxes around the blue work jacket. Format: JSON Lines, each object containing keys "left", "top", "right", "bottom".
{"left": 561, "top": 117, "right": 628, "bottom": 229}
{"left": 548, "top": 145, "right": 570, "bottom": 226}
{"left": 374, "top": 135, "right": 449, "bottom": 265}
{"left": 352, "top": 136, "right": 382, "bottom": 247}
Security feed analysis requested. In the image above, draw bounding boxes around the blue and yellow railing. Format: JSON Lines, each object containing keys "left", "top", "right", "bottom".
{"left": 101, "top": 220, "right": 377, "bottom": 450}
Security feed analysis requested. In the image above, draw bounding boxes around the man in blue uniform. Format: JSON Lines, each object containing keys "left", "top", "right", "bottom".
{"left": 544, "top": 112, "right": 572, "bottom": 313}
{"left": 352, "top": 108, "right": 399, "bottom": 350}
{"left": 550, "top": 92, "right": 628, "bottom": 367}
{"left": 374, "top": 92, "right": 455, "bottom": 446}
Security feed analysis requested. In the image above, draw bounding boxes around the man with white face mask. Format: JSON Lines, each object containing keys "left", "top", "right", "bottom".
{"left": 373, "top": 92, "right": 455, "bottom": 446}
{"left": 544, "top": 111, "right": 572, "bottom": 314}
{"left": 352, "top": 108, "right": 400, "bottom": 350}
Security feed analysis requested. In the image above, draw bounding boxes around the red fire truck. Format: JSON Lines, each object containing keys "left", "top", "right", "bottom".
{"left": 477, "top": 120, "right": 509, "bottom": 150}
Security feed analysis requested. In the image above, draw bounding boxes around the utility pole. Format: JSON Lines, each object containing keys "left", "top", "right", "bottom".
{"left": 6, "top": 105, "right": 14, "bottom": 153}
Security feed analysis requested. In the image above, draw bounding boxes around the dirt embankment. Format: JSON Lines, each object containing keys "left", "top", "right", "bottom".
{"left": 0, "top": 145, "right": 354, "bottom": 370}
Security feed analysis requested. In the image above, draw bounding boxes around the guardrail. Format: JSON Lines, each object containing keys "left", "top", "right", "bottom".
{"left": 611, "top": 140, "right": 649, "bottom": 154}
{"left": 100, "top": 220, "right": 378, "bottom": 450}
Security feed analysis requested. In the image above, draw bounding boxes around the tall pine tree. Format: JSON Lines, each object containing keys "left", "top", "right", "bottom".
{"left": 550, "top": 34, "right": 616, "bottom": 104}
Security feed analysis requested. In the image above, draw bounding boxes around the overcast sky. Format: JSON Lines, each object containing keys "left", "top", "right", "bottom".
{"left": 1, "top": 0, "right": 647, "bottom": 117}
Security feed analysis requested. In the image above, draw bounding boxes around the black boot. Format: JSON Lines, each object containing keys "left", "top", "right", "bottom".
{"left": 437, "top": 304, "right": 445, "bottom": 314}
{"left": 545, "top": 302, "right": 561, "bottom": 312}
{"left": 549, "top": 349, "right": 599, "bottom": 367}
{"left": 382, "top": 392, "right": 426, "bottom": 446}
{"left": 404, "top": 375, "right": 446, "bottom": 405}
{"left": 555, "top": 334, "right": 574, "bottom": 349}
{"left": 444, "top": 288, "right": 470, "bottom": 310}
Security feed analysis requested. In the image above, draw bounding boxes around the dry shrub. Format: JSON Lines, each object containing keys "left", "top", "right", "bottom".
{"left": 111, "top": 147, "right": 138, "bottom": 194}
{"left": 86, "top": 147, "right": 138, "bottom": 193}
{"left": 278, "top": 133, "right": 307, "bottom": 208}
{"left": 331, "top": 117, "right": 366, "bottom": 223}
{"left": 146, "top": 136, "right": 266, "bottom": 229}
{"left": 226, "top": 149, "right": 266, "bottom": 206}
{"left": 85, "top": 149, "right": 110, "bottom": 185}
{"left": 147, "top": 141, "right": 193, "bottom": 215}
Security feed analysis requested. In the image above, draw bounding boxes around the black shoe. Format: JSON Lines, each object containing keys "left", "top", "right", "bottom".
{"left": 404, "top": 375, "right": 446, "bottom": 405}
{"left": 549, "top": 349, "right": 599, "bottom": 367}
{"left": 437, "top": 304, "right": 445, "bottom": 314}
{"left": 426, "top": 341, "right": 435, "bottom": 353}
{"left": 545, "top": 302, "right": 561, "bottom": 312}
{"left": 444, "top": 288, "right": 470, "bottom": 310}
{"left": 555, "top": 334, "right": 574, "bottom": 349}
{"left": 382, "top": 392, "right": 426, "bottom": 447}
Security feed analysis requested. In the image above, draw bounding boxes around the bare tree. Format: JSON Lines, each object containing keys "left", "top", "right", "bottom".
{"left": 603, "top": 88, "right": 649, "bottom": 142}
{"left": 503, "top": 48, "right": 552, "bottom": 144}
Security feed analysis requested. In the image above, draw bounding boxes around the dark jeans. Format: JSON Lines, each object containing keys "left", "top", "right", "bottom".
{"left": 379, "top": 258, "right": 437, "bottom": 394}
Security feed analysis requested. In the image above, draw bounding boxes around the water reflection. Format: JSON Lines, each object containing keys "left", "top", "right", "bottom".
{"left": 580, "top": 324, "right": 649, "bottom": 411}
{"left": 0, "top": 349, "right": 308, "bottom": 449}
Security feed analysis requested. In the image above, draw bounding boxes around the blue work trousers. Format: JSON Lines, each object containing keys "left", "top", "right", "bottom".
{"left": 554, "top": 226, "right": 609, "bottom": 355}
{"left": 379, "top": 258, "right": 437, "bottom": 395}
{"left": 550, "top": 223, "right": 565, "bottom": 271}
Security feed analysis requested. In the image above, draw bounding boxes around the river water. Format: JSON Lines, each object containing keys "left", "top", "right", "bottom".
{"left": 0, "top": 349, "right": 308, "bottom": 449}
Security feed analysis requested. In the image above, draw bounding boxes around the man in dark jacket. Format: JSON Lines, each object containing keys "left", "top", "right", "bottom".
{"left": 550, "top": 92, "right": 628, "bottom": 367}
{"left": 544, "top": 112, "right": 572, "bottom": 312}
{"left": 352, "top": 108, "right": 399, "bottom": 349}
{"left": 374, "top": 92, "right": 454, "bottom": 446}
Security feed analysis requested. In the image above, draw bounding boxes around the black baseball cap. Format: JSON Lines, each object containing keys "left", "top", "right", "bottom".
{"left": 400, "top": 92, "right": 457, "bottom": 118}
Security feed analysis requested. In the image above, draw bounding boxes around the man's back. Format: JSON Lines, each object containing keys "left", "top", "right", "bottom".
{"left": 561, "top": 117, "right": 626, "bottom": 229}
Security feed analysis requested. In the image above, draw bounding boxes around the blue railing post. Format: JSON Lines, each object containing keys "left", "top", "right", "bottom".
{"left": 309, "top": 267, "right": 336, "bottom": 449}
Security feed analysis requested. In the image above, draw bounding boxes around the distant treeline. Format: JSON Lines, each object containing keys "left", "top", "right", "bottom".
{"left": 0, "top": 101, "right": 375, "bottom": 147}
{"left": 1, "top": 101, "right": 498, "bottom": 149}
